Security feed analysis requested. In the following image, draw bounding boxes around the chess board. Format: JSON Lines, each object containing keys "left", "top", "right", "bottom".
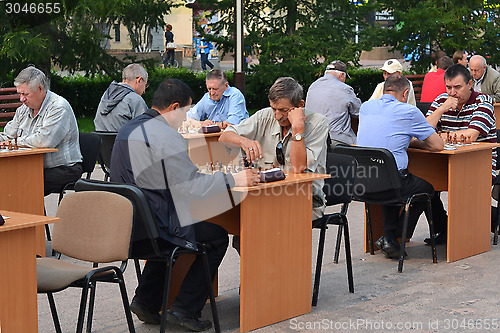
{"left": 0, "top": 147, "right": 30, "bottom": 153}
{"left": 444, "top": 142, "right": 477, "bottom": 150}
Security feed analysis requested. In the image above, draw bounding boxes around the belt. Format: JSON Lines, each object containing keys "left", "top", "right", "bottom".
{"left": 398, "top": 168, "right": 409, "bottom": 179}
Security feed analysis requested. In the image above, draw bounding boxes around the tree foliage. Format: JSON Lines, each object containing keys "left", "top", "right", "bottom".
{"left": 376, "top": 0, "right": 500, "bottom": 72}
{"left": 0, "top": 0, "right": 176, "bottom": 83}
{"left": 196, "top": 0, "right": 378, "bottom": 94}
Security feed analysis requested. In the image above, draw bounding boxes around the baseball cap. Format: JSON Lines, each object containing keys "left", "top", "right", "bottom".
{"left": 325, "top": 60, "right": 351, "bottom": 79}
{"left": 380, "top": 59, "right": 403, "bottom": 74}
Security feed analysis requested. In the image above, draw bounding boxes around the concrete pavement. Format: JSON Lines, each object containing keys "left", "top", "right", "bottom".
{"left": 40, "top": 167, "right": 500, "bottom": 332}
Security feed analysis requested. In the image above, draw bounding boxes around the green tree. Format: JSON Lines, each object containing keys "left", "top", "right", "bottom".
{"left": 195, "top": 0, "right": 378, "bottom": 95}
{"left": 376, "top": 0, "right": 500, "bottom": 72}
{"left": 0, "top": 0, "right": 176, "bottom": 83}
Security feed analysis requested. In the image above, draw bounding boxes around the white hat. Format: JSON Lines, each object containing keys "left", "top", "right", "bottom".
{"left": 380, "top": 59, "right": 403, "bottom": 74}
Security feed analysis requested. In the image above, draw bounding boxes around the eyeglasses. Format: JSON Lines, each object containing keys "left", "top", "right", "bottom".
{"left": 137, "top": 77, "right": 149, "bottom": 88}
{"left": 271, "top": 107, "right": 294, "bottom": 114}
{"left": 276, "top": 141, "right": 285, "bottom": 165}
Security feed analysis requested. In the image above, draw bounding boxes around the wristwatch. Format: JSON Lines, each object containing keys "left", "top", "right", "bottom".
{"left": 291, "top": 133, "right": 304, "bottom": 141}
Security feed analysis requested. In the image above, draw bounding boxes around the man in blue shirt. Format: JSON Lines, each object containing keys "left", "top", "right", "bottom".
{"left": 357, "top": 74, "right": 444, "bottom": 259}
{"left": 187, "top": 69, "right": 248, "bottom": 129}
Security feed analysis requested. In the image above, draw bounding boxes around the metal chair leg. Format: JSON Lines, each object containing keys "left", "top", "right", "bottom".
{"left": 312, "top": 220, "right": 327, "bottom": 306}
{"left": 333, "top": 225, "right": 342, "bottom": 264}
{"left": 494, "top": 201, "right": 500, "bottom": 245}
{"left": 86, "top": 282, "right": 96, "bottom": 333}
{"left": 134, "top": 258, "right": 142, "bottom": 283}
{"left": 116, "top": 270, "right": 136, "bottom": 333}
{"left": 342, "top": 217, "right": 354, "bottom": 293}
{"left": 160, "top": 250, "right": 178, "bottom": 333}
{"left": 76, "top": 280, "right": 91, "bottom": 333}
{"left": 398, "top": 203, "right": 411, "bottom": 273}
{"left": 424, "top": 198, "right": 437, "bottom": 263}
{"left": 47, "top": 292, "right": 62, "bottom": 333}
{"left": 365, "top": 204, "right": 375, "bottom": 255}
{"left": 200, "top": 245, "right": 221, "bottom": 333}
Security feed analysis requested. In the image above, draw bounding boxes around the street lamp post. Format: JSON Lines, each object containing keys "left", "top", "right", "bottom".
{"left": 233, "top": 0, "right": 245, "bottom": 94}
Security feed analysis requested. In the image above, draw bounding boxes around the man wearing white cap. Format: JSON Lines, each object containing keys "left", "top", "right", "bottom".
{"left": 305, "top": 60, "right": 361, "bottom": 146}
{"left": 369, "top": 59, "right": 416, "bottom": 106}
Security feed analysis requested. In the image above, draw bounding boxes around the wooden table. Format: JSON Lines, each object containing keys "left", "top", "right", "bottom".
{"left": 182, "top": 132, "right": 238, "bottom": 165}
{"left": 171, "top": 173, "right": 328, "bottom": 332}
{"left": 0, "top": 210, "right": 59, "bottom": 332}
{"left": 0, "top": 148, "right": 57, "bottom": 255}
{"left": 364, "top": 143, "right": 496, "bottom": 262}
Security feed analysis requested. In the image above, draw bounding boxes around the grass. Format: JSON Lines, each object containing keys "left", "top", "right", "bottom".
{"left": 77, "top": 117, "right": 95, "bottom": 133}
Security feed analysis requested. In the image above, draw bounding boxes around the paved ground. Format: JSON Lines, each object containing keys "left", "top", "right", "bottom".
{"left": 40, "top": 167, "right": 500, "bottom": 333}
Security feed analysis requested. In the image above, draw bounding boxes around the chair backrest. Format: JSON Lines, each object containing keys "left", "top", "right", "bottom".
{"left": 53, "top": 191, "right": 133, "bottom": 263}
{"left": 93, "top": 131, "right": 117, "bottom": 174}
{"left": 79, "top": 132, "right": 102, "bottom": 177}
{"left": 324, "top": 152, "right": 357, "bottom": 206}
{"left": 74, "top": 179, "right": 162, "bottom": 256}
{"left": 416, "top": 102, "right": 431, "bottom": 115}
{"left": 333, "top": 145, "right": 403, "bottom": 204}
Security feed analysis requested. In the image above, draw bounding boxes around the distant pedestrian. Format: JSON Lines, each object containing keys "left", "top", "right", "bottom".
{"left": 199, "top": 37, "right": 214, "bottom": 71}
{"left": 164, "top": 24, "right": 175, "bottom": 67}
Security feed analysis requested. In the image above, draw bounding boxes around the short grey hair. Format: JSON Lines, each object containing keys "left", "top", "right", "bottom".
{"left": 206, "top": 69, "right": 228, "bottom": 84}
{"left": 268, "top": 77, "right": 303, "bottom": 107}
{"left": 14, "top": 66, "right": 50, "bottom": 92}
{"left": 122, "top": 63, "right": 148, "bottom": 82}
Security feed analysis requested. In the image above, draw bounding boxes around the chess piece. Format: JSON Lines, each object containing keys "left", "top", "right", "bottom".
{"left": 466, "top": 136, "right": 472, "bottom": 144}
{"left": 14, "top": 135, "right": 18, "bottom": 150}
{"left": 452, "top": 133, "right": 457, "bottom": 144}
{"left": 446, "top": 130, "right": 451, "bottom": 144}
{"left": 460, "top": 134, "right": 465, "bottom": 144}
{"left": 7, "top": 140, "right": 13, "bottom": 150}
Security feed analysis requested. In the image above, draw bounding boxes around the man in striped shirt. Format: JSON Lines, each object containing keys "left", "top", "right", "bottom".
{"left": 425, "top": 64, "right": 496, "bottom": 244}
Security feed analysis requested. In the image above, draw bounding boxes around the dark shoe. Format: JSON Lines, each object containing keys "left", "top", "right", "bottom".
{"left": 130, "top": 300, "right": 160, "bottom": 325}
{"left": 375, "top": 236, "right": 407, "bottom": 259}
{"left": 424, "top": 232, "right": 447, "bottom": 245}
{"left": 167, "top": 310, "right": 213, "bottom": 332}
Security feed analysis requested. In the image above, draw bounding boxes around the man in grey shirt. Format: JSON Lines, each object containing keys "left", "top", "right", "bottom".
{"left": 94, "top": 63, "right": 149, "bottom": 132}
{"left": 305, "top": 60, "right": 361, "bottom": 146}
{"left": 0, "top": 66, "right": 82, "bottom": 195}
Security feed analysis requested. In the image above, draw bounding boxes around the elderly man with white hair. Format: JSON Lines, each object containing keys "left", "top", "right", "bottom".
{"left": 0, "top": 66, "right": 82, "bottom": 195}
{"left": 305, "top": 60, "right": 361, "bottom": 146}
{"left": 469, "top": 54, "right": 500, "bottom": 103}
{"left": 369, "top": 59, "right": 416, "bottom": 106}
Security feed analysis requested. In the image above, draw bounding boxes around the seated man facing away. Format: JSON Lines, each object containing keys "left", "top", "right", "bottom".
{"left": 305, "top": 60, "right": 361, "bottom": 147}
{"left": 219, "top": 76, "right": 329, "bottom": 220}
{"left": 94, "top": 63, "right": 149, "bottom": 132}
{"left": 187, "top": 69, "right": 248, "bottom": 129}
{"left": 369, "top": 59, "right": 417, "bottom": 106}
{"left": 421, "top": 56, "right": 454, "bottom": 103}
{"left": 0, "top": 66, "right": 82, "bottom": 196}
{"left": 357, "top": 74, "right": 444, "bottom": 259}
{"left": 453, "top": 50, "right": 468, "bottom": 67}
{"left": 110, "top": 79, "right": 259, "bottom": 332}
{"left": 425, "top": 64, "right": 496, "bottom": 244}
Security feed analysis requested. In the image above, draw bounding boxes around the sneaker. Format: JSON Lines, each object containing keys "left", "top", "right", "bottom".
{"left": 167, "top": 310, "right": 213, "bottom": 332}
{"left": 130, "top": 300, "right": 160, "bottom": 325}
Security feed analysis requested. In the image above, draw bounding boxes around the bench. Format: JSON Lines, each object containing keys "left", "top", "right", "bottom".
{"left": 406, "top": 74, "right": 425, "bottom": 103}
{"left": 0, "top": 87, "right": 22, "bottom": 129}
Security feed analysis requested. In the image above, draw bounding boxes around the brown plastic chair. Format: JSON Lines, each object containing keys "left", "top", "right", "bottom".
{"left": 37, "top": 191, "right": 135, "bottom": 333}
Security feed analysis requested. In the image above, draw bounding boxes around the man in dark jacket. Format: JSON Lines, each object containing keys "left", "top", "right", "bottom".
{"left": 110, "top": 79, "right": 259, "bottom": 331}
{"left": 94, "top": 63, "right": 148, "bottom": 132}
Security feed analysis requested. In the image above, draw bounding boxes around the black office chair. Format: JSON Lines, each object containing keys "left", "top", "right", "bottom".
{"left": 416, "top": 102, "right": 432, "bottom": 115}
{"left": 312, "top": 152, "right": 356, "bottom": 306}
{"left": 93, "top": 131, "right": 118, "bottom": 181}
{"left": 74, "top": 179, "right": 221, "bottom": 333}
{"left": 334, "top": 145, "right": 437, "bottom": 273}
{"left": 45, "top": 132, "right": 102, "bottom": 245}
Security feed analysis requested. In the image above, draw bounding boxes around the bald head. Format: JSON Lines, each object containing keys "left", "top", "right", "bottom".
{"left": 469, "top": 55, "right": 487, "bottom": 80}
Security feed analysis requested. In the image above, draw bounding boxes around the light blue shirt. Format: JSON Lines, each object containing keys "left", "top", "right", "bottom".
{"left": 357, "top": 94, "right": 435, "bottom": 170}
{"left": 187, "top": 85, "right": 248, "bottom": 125}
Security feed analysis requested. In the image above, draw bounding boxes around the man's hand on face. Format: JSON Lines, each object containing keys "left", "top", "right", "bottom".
{"left": 442, "top": 96, "right": 459, "bottom": 111}
{"left": 287, "top": 107, "right": 306, "bottom": 130}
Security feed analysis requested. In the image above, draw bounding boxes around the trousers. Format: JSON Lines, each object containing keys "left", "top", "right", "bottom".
{"left": 134, "top": 221, "right": 228, "bottom": 318}
{"left": 381, "top": 172, "right": 434, "bottom": 240}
